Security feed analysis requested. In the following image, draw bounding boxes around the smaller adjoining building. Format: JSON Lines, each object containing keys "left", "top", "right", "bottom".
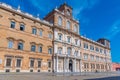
{"left": 112, "top": 63, "right": 120, "bottom": 71}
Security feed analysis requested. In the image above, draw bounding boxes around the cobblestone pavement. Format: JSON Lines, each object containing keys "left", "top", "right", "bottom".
{"left": 0, "top": 72, "right": 119, "bottom": 80}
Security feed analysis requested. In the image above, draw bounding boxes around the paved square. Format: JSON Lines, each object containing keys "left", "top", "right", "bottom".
{"left": 0, "top": 72, "right": 119, "bottom": 80}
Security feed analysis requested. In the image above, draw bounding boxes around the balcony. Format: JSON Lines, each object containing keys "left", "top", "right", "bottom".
{"left": 54, "top": 53, "right": 81, "bottom": 59}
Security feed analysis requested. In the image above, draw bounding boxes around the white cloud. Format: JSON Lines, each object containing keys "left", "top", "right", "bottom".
{"left": 105, "top": 20, "right": 120, "bottom": 39}
{"left": 71, "top": 0, "right": 99, "bottom": 35}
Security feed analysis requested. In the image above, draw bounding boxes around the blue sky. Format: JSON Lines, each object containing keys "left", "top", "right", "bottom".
{"left": 0, "top": 0, "right": 120, "bottom": 62}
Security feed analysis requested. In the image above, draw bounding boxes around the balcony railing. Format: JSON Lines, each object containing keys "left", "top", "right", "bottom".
{"left": 55, "top": 53, "right": 81, "bottom": 59}
{"left": 54, "top": 39, "right": 80, "bottom": 47}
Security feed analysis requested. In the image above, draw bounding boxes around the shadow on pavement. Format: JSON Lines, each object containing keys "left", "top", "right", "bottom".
{"left": 84, "top": 76, "right": 120, "bottom": 80}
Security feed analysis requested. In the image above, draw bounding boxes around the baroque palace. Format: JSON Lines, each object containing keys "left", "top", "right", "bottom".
{"left": 0, "top": 3, "right": 111, "bottom": 72}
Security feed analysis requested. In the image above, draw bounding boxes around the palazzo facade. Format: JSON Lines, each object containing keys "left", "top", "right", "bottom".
{"left": 44, "top": 3, "right": 112, "bottom": 72}
{"left": 0, "top": 3, "right": 53, "bottom": 72}
{"left": 0, "top": 3, "right": 112, "bottom": 72}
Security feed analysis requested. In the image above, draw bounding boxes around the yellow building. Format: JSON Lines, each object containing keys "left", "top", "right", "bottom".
{"left": 0, "top": 3, "right": 112, "bottom": 73}
{"left": 0, "top": 3, "right": 53, "bottom": 72}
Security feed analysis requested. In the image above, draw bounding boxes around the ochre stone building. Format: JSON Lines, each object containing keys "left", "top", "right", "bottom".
{"left": 0, "top": 3, "right": 112, "bottom": 72}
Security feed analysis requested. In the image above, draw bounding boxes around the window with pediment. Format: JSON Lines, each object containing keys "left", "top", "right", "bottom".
{"left": 66, "top": 21, "right": 70, "bottom": 30}
{"left": 58, "top": 16, "right": 62, "bottom": 26}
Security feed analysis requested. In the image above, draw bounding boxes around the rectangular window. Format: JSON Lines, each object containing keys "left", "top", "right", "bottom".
{"left": 95, "top": 47, "right": 99, "bottom": 52}
{"left": 16, "top": 69, "right": 20, "bottom": 72}
{"left": 20, "top": 24, "right": 25, "bottom": 31}
{"left": 84, "top": 63, "right": 89, "bottom": 69}
{"left": 38, "top": 46, "right": 42, "bottom": 53}
{"left": 31, "top": 45, "right": 36, "bottom": 52}
{"left": 48, "top": 61, "right": 51, "bottom": 68}
{"left": 74, "top": 51, "right": 78, "bottom": 56}
{"left": 48, "top": 33, "right": 52, "bottom": 39}
{"left": 90, "top": 45, "right": 94, "bottom": 51}
{"left": 67, "top": 37, "right": 71, "bottom": 43}
{"left": 75, "top": 39, "right": 78, "bottom": 45}
{"left": 6, "top": 58, "right": 12, "bottom": 67}
{"left": 84, "top": 54, "right": 88, "bottom": 60}
{"left": 32, "top": 28, "right": 37, "bottom": 35}
{"left": 16, "top": 59, "right": 21, "bottom": 67}
{"left": 10, "top": 21, "right": 15, "bottom": 28}
{"left": 18, "top": 43, "right": 23, "bottom": 50}
{"left": 100, "top": 48, "right": 103, "bottom": 53}
{"left": 8, "top": 40, "right": 13, "bottom": 48}
{"left": 96, "top": 64, "right": 100, "bottom": 69}
{"left": 67, "top": 48, "right": 71, "bottom": 55}
{"left": 38, "top": 61, "right": 41, "bottom": 68}
{"left": 30, "top": 69, "right": 33, "bottom": 72}
{"left": 90, "top": 55, "right": 94, "bottom": 61}
{"left": 6, "top": 69, "right": 10, "bottom": 72}
{"left": 30, "top": 59, "right": 34, "bottom": 68}
{"left": 104, "top": 49, "right": 106, "bottom": 54}
{"left": 48, "top": 48, "right": 52, "bottom": 54}
{"left": 96, "top": 56, "right": 99, "bottom": 61}
{"left": 58, "top": 48, "right": 62, "bottom": 54}
{"left": 39, "top": 30, "right": 43, "bottom": 37}
{"left": 84, "top": 43, "right": 88, "bottom": 49}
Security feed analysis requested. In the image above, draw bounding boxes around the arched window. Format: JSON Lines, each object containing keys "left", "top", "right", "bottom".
{"left": 58, "top": 33, "right": 62, "bottom": 40}
{"left": 74, "top": 25, "right": 78, "bottom": 32}
{"left": 67, "top": 47, "right": 71, "bottom": 55}
{"left": 66, "top": 21, "right": 70, "bottom": 29}
{"left": 58, "top": 16, "right": 62, "bottom": 26}
{"left": 58, "top": 47, "right": 62, "bottom": 54}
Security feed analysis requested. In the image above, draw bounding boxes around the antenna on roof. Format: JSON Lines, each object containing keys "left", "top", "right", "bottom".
{"left": 18, "top": 5, "right": 20, "bottom": 10}
{"left": 37, "top": 14, "right": 40, "bottom": 18}
{"left": 55, "top": 6, "right": 57, "bottom": 9}
{"left": 17, "top": 5, "right": 21, "bottom": 12}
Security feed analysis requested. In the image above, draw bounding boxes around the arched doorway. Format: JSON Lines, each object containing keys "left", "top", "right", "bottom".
{"left": 69, "top": 59, "right": 73, "bottom": 72}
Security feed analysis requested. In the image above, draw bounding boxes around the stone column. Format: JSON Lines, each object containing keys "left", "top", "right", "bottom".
{"left": 67, "top": 58, "right": 69, "bottom": 72}
{"left": 54, "top": 28, "right": 58, "bottom": 39}
{"left": 63, "top": 57, "right": 65, "bottom": 72}
{"left": 74, "top": 59, "right": 76, "bottom": 72}
{"left": 79, "top": 59, "right": 82, "bottom": 72}
{"left": 54, "top": 43, "right": 58, "bottom": 54}
{"left": 63, "top": 45, "right": 65, "bottom": 54}
{"left": 56, "top": 56, "right": 58, "bottom": 72}
{"left": 54, "top": 57, "right": 55, "bottom": 72}
{"left": 72, "top": 47, "right": 75, "bottom": 56}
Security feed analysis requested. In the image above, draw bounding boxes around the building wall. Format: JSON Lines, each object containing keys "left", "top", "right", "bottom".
{"left": 0, "top": 5, "right": 53, "bottom": 72}
{"left": 80, "top": 38, "right": 111, "bottom": 72}
{"left": 44, "top": 3, "right": 111, "bottom": 72}
{"left": 0, "top": 3, "right": 112, "bottom": 73}
{"left": 112, "top": 63, "right": 120, "bottom": 71}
